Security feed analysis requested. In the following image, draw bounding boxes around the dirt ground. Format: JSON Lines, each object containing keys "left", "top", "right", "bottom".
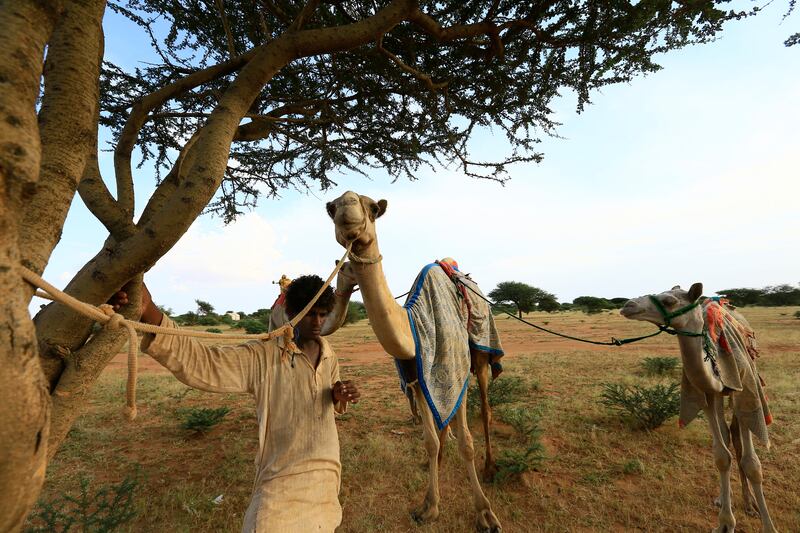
{"left": 35, "top": 306, "right": 800, "bottom": 532}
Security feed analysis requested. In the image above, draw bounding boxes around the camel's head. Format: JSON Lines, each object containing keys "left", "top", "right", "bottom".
{"left": 326, "top": 191, "right": 387, "bottom": 250}
{"left": 620, "top": 283, "right": 704, "bottom": 329}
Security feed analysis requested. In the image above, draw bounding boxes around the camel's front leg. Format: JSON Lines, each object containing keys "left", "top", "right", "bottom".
{"left": 475, "top": 358, "right": 497, "bottom": 482}
{"left": 411, "top": 384, "right": 440, "bottom": 524}
{"left": 736, "top": 419, "right": 778, "bottom": 532}
{"left": 705, "top": 395, "right": 735, "bottom": 533}
{"left": 450, "top": 398, "right": 502, "bottom": 532}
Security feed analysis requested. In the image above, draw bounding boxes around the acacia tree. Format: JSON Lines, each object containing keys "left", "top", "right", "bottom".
{"left": 0, "top": 0, "right": 755, "bottom": 528}
{"left": 489, "top": 281, "right": 555, "bottom": 317}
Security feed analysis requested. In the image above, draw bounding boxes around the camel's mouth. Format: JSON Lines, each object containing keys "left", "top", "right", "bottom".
{"left": 619, "top": 305, "right": 644, "bottom": 318}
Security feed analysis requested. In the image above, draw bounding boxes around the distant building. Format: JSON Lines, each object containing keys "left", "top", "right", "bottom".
{"left": 225, "top": 311, "right": 240, "bottom": 322}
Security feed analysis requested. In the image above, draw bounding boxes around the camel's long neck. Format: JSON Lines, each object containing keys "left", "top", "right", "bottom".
{"left": 321, "top": 277, "right": 355, "bottom": 336}
{"left": 676, "top": 313, "right": 723, "bottom": 394}
{"left": 350, "top": 240, "right": 415, "bottom": 359}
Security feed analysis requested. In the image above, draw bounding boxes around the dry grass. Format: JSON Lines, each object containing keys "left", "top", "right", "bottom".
{"left": 34, "top": 307, "right": 800, "bottom": 532}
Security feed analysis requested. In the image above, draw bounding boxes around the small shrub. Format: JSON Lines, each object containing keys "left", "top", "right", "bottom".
{"left": 494, "top": 406, "right": 545, "bottom": 482}
{"left": 196, "top": 315, "right": 221, "bottom": 326}
{"left": 641, "top": 356, "right": 680, "bottom": 376}
{"left": 622, "top": 459, "right": 645, "bottom": 475}
{"left": 25, "top": 474, "right": 138, "bottom": 532}
{"left": 205, "top": 328, "right": 223, "bottom": 333}
{"left": 180, "top": 407, "right": 230, "bottom": 433}
{"left": 794, "top": 310, "right": 800, "bottom": 319}
{"left": 239, "top": 319, "right": 267, "bottom": 334}
{"left": 467, "top": 375, "right": 528, "bottom": 417}
{"left": 600, "top": 382, "right": 680, "bottom": 430}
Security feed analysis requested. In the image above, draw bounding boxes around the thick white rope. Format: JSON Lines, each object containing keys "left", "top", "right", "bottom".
{"left": 22, "top": 242, "right": 352, "bottom": 420}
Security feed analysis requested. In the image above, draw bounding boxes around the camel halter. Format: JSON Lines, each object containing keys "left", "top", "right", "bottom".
{"left": 21, "top": 242, "right": 352, "bottom": 421}
{"left": 648, "top": 295, "right": 705, "bottom": 337}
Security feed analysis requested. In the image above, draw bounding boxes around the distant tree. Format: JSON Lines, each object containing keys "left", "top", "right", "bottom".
{"left": 489, "top": 282, "right": 554, "bottom": 318}
{"left": 175, "top": 311, "right": 198, "bottom": 326}
{"left": 538, "top": 296, "right": 561, "bottom": 313}
{"left": 760, "top": 284, "right": 800, "bottom": 306}
{"left": 345, "top": 301, "right": 367, "bottom": 325}
{"left": 609, "top": 298, "right": 629, "bottom": 308}
{"left": 195, "top": 300, "right": 215, "bottom": 316}
{"left": 573, "top": 296, "right": 615, "bottom": 314}
{"left": 715, "top": 287, "right": 764, "bottom": 306}
{"left": 156, "top": 305, "right": 173, "bottom": 316}
{"left": 249, "top": 308, "right": 271, "bottom": 324}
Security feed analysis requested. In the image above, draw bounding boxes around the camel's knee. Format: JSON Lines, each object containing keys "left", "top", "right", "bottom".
{"left": 458, "top": 435, "right": 476, "bottom": 461}
{"left": 714, "top": 447, "right": 732, "bottom": 472}
{"left": 740, "top": 454, "right": 764, "bottom": 484}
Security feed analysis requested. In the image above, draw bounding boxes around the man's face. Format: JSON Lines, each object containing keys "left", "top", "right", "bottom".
{"left": 294, "top": 306, "right": 329, "bottom": 339}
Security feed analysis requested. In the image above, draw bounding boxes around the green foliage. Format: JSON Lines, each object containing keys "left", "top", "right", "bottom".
{"left": 248, "top": 308, "right": 271, "bottom": 323}
{"left": 157, "top": 304, "right": 173, "bottom": 316}
{"left": 180, "top": 407, "right": 231, "bottom": 433}
{"left": 489, "top": 282, "right": 556, "bottom": 317}
{"left": 238, "top": 319, "right": 267, "bottom": 334}
{"left": 641, "top": 356, "right": 680, "bottom": 376}
{"left": 345, "top": 301, "right": 367, "bottom": 325}
{"left": 573, "top": 296, "right": 616, "bottom": 314}
{"left": 173, "top": 311, "right": 197, "bottom": 326}
{"left": 716, "top": 284, "right": 800, "bottom": 306}
{"left": 600, "top": 382, "right": 680, "bottom": 430}
{"left": 622, "top": 459, "right": 645, "bottom": 475}
{"left": 25, "top": 474, "right": 138, "bottom": 532}
{"left": 195, "top": 299, "right": 215, "bottom": 316}
{"left": 494, "top": 406, "right": 545, "bottom": 482}
{"left": 467, "top": 375, "right": 529, "bottom": 417}
{"left": 205, "top": 328, "right": 223, "bottom": 333}
{"left": 196, "top": 315, "right": 221, "bottom": 326}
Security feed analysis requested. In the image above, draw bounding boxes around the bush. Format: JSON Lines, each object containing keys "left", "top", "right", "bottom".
{"left": 494, "top": 406, "right": 545, "bottom": 482}
{"left": 467, "top": 375, "right": 529, "bottom": 417}
{"left": 345, "top": 301, "right": 367, "bottom": 324}
{"left": 25, "top": 474, "right": 138, "bottom": 532}
{"left": 600, "top": 382, "right": 680, "bottom": 430}
{"left": 794, "top": 310, "right": 800, "bottom": 319}
{"left": 641, "top": 356, "right": 680, "bottom": 376}
{"left": 196, "top": 315, "right": 221, "bottom": 326}
{"left": 239, "top": 319, "right": 267, "bottom": 334}
{"left": 205, "top": 328, "right": 223, "bottom": 334}
{"left": 180, "top": 407, "right": 231, "bottom": 433}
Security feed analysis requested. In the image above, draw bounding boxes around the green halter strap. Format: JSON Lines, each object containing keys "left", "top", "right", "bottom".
{"left": 647, "top": 295, "right": 705, "bottom": 337}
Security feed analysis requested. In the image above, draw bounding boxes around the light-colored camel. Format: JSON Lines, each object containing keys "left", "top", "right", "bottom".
{"left": 620, "top": 283, "right": 778, "bottom": 533}
{"left": 326, "top": 191, "right": 501, "bottom": 532}
{"left": 267, "top": 262, "right": 358, "bottom": 335}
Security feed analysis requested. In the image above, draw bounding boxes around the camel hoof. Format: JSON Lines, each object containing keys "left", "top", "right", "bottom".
{"left": 411, "top": 503, "right": 439, "bottom": 525}
{"left": 475, "top": 509, "right": 502, "bottom": 533}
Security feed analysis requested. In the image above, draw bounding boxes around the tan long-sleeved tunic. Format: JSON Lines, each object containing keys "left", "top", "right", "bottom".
{"left": 141, "top": 316, "right": 346, "bottom": 532}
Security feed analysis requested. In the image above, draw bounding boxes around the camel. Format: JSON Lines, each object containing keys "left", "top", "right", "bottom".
{"left": 326, "top": 191, "right": 502, "bottom": 532}
{"left": 267, "top": 262, "right": 358, "bottom": 335}
{"left": 620, "top": 283, "right": 778, "bottom": 533}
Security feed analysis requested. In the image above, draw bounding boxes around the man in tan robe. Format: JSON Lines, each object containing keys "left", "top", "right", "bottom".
{"left": 112, "top": 275, "right": 360, "bottom": 532}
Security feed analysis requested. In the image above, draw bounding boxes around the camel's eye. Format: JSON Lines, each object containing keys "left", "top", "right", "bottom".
{"left": 661, "top": 294, "right": 679, "bottom": 307}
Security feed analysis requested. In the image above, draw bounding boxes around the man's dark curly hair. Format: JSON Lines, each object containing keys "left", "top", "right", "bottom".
{"left": 285, "top": 275, "right": 336, "bottom": 316}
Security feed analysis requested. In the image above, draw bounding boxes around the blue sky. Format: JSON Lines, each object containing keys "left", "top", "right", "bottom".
{"left": 39, "top": 5, "right": 799, "bottom": 315}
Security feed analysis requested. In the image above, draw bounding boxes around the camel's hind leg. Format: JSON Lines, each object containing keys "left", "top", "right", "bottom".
{"left": 450, "top": 398, "right": 502, "bottom": 532}
{"left": 705, "top": 395, "right": 736, "bottom": 533}
{"left": 736, "top": 417, "right": 778, "bottom": 532}
{"left": 474, "top": 356, "right": 497, "bottom": 482}
{"left": 410, "top": 383, "right": 441, "bottom": 524}
{"left": 729, "top": 413, "right": 758, "bottom": 516}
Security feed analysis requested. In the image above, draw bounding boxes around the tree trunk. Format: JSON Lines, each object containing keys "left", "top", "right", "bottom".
{"left": 0, "top": 1, "right": 63, "bottom": 530}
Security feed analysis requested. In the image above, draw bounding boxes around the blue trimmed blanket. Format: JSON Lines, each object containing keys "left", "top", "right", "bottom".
{"left": 399, "top": 262, "right": 504, "bottom": 429}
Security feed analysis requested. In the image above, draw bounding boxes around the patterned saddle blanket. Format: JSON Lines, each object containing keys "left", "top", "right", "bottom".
{"left": 399, "top": 262, "right": 504, "bottom": 429}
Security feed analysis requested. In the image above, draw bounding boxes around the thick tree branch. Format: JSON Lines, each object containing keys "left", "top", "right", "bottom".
{"left": 78, "top": 154, "right": 136, "bottom": 240}
{"left": 113, "top": 47, "right": 259, "bottom": 217}
{"left": 19, "top": 0, "right": 107, "bottom": 279}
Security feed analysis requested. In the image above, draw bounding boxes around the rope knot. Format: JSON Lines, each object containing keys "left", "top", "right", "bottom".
{"left": 99, "top": 304, "right": 125, "bottom": 331}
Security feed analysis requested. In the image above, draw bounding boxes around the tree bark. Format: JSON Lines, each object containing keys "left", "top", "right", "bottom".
{"left": 0, "top": 1, "right": 64, "bottom": 530}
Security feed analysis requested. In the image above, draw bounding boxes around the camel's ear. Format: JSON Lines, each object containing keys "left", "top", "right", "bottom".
{"left": 374, "top": 199, "right": 387, "bottom": 219}
{"left": 671, "top": 285, "right": 681, "bottom": 290}
{"left": 688, "top": 282, "right": 703, "bottom": 302}
{"left": 326, "top": 201, "right": 336, "bottom": 219}
{"left": 335, "top": 259, "right": 340, "bottom": 265}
